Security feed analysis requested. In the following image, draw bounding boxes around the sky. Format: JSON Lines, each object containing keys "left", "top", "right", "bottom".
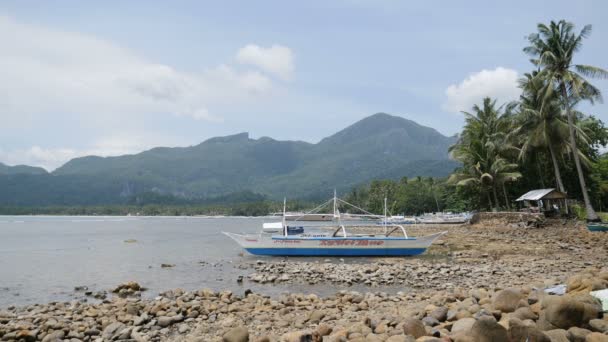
{"left": 1, "top": 0, "right": 607, "bottom": 170}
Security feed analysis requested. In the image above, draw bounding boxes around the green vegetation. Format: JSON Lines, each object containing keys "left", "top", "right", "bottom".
{"left": 0, "top": 114, "right": 457, "bottom": 207}
{"left": 343, "top": 20, "right": 608, "bottom": 218}
{"left": 343, "top": 177, "right": 476, "bottom": 216}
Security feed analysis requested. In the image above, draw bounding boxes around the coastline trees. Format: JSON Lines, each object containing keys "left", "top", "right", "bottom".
{"left": 448, "top": 98, "right": 521, "bottom": 211}
{"left": 524, "top": 20, "right": 608, "bottom": 222}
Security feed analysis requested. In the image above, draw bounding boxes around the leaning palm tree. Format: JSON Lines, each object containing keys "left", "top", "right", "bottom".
{"left": 524, "top": 20, "right": 608, "bottom": 222}
{"left": 517, "top": 72, "right": 570, "bottom": 193}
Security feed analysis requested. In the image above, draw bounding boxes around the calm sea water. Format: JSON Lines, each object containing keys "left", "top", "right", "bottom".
{"left": 0, "top": 216, "right": 396, "bottom": 308}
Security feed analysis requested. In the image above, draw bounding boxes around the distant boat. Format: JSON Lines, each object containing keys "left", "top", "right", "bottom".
{"left": 417, "top": 212, "right": 472, "bottom": 224}
{"left": 587, "top": 223, "right": 608, "bottom": 232}
{"left": 377, "top": 215, "right": 416, "bottom": 225}
{"left": 225, "top": 192, "right": 446, "bottom": 256}
{"left": 270, "top": 212, "right": 335, "bottom": 221}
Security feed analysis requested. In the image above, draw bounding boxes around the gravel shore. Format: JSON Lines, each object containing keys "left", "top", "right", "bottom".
{"left": 1, "top": 219, "right": 607, "bottom": 341}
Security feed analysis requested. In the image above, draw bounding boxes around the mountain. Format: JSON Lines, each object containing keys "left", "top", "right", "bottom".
{"left": 0, "top": 113, "right": 459, "bottom": 205}
{"left": 0, "top": 162, "right": 47, "bottom": 175}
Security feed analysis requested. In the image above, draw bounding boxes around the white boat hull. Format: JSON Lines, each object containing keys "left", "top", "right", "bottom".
{"left": 223, "top": 231, "right": 445, "bottom": 256}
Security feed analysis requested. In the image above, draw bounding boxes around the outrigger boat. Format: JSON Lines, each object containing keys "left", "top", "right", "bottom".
{"left": 224, "top": 193, "right": 446, "bottom": 256}
{"left": 588, "top": 223, "right": 608, "bottom": 232}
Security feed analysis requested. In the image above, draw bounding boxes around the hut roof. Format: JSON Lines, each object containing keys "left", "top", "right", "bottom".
{"left": 515, "top": 188, "right": 566, "bottom": 201}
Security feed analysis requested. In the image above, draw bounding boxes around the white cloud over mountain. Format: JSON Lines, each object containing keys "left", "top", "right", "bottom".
{"left": 236, "top": 44, "right": 295, "bottom": 81}
{"left": 443, "top": 67, "right": 520, "bottom": 113}
{"left": 0, "top": 15, "right": 295, "bottom": 169}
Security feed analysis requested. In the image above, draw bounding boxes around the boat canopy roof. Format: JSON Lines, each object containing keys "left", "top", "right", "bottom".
{"left": 515, "top": 188, "right": 566, "bottom": 202}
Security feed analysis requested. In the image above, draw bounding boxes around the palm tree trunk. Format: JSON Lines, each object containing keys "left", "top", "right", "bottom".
{"left": 492, "top": 184, "right": 500, "bottom": 211}
{"left": 502, "top": 183, "right": 511, "bottom": 210}
{"left": 536, "top": 159, "right": 546, "bottom": 188}
{"left": 548, "top": 144, "right": 566, "bottom": 193}
{"left": 486, "top": 191, "right": 493, "bottom": 211}
{"left": 561, "top": 84, "right": 600, "bottom": 222}
{"left": 547, "top": 144, "right": 569, "bottom": 215}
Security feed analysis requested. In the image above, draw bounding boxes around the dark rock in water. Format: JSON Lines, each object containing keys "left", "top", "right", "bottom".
{"left": 112, "top": 281, "right": 144, "bottom": 293}
{"left": 161, "top": 263, "right": 175, "bottom": 268}
{"left": 74, "top": 286, "right": 88, "bottom": 291}
{"left": 237, "top": 275, "right": 244, "bottom": 283}
{"left": 222, "top": 326, "right": 249, "bottom": 342}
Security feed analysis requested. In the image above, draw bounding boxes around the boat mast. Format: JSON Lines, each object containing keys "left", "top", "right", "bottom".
{"left": 384, "top": 196, "right": 388, "bottom": 234}
{"left": 282, "top": 197, "right": 287, "bottom": 236}
{"left": 333, "top": 189, "right": 337, "bottom": 218}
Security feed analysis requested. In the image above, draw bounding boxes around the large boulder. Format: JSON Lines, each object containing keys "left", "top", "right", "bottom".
{"left": 567, "top": 327, "right": 592, "bottom": 342}
{"left": 450, "top": 318, "right": 476, "bottom": 336}
{"left": 538, "top": 296, "right": 586, "bottom": 330}
{"left": 429, "top": 306, "right": 448, "bottom": 322}
{"left": 585, "top": 332, "right": 608, "bottom": 342}
{"left": 493, "top": 289, "right": 524, "bottom": 313}
{"left": 223, "top": 326, "right": 249, "bottom": 342}
{"left": 469, "top": 316, "right": 509, "bottom": 342}
{"left": 589, "top": 319, "right": 608, "bottom": 333}
{"left": 566, "top": 271, "right": 608, "bottom": 295}
{"left": 513, "top": 307, "right": 538, "bottom": 321}
{"left": 102, "top": 322, "right": 126, "bottom": 340}
{"left": 508, "top": 318, "right": 550, "bottom": 342}
{"left": 402, "top": 318, "right": 427, "bottom": 338}
{"left": 543, "top": 329, "right": 569, "bottom": 342}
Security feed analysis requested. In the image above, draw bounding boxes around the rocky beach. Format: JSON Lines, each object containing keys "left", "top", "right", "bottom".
{"left": 1, "top": 218, "right": 608, "bottom": 341}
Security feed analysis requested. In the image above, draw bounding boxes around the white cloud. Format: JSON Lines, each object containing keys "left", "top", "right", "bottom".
{"left": 0, "top": 135, "right": 173, "bottom": 171}
{"left": 0, "top": 146, "right": 79, "bottom": 171}
{"left": 0, "top": 15, "right": 297, "bottom": 169}
{"left": 0, "top": 15, "right": 292, "bottom": 124}
{"left": 443, "top": 67, "right": 520, "bottom": 113}
{"left": 236, "top": 44, "right": 295, "bottom": 81}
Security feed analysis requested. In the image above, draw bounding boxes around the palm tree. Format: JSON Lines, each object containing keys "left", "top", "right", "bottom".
{"left": 449, "top": 98, "right": 521, "bottom": 210}
{"left": 524, "top": 20, "right": 608, "bottom": 222}
{"left": 517, "top": 72, "right": 570, "bottom": 193}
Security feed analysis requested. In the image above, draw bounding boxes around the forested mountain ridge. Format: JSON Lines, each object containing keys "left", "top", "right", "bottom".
{"left": 0, "top": 113, "right": 459, "bottom": 205}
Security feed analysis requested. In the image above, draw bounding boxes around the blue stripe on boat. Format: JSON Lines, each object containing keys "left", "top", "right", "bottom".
{"left": 588, "top": 224, "right": 608, "bottom": 232}
{"left": 244, "top": 247, "right": 427, "bottom": 256}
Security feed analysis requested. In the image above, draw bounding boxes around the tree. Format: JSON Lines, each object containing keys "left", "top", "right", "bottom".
{"left": 524, "top": 20, "right": 608, "bottom": 222}
{"left": 449, "top": 98, "right": 521, "bottom": 210}
{"left": 517, "top": 72, "right": 570, "bottom": 193}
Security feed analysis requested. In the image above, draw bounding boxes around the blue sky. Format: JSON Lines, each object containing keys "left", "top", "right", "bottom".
{"left": 0, "top": 0, "right": 607, "bottom": 169}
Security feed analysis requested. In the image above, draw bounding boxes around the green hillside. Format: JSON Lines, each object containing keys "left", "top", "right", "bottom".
{"left": 0, "top": 162, "right": 48, "bottom": 175}
{"left": 0, "top": 113, "right": 459, "bottom": 205}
